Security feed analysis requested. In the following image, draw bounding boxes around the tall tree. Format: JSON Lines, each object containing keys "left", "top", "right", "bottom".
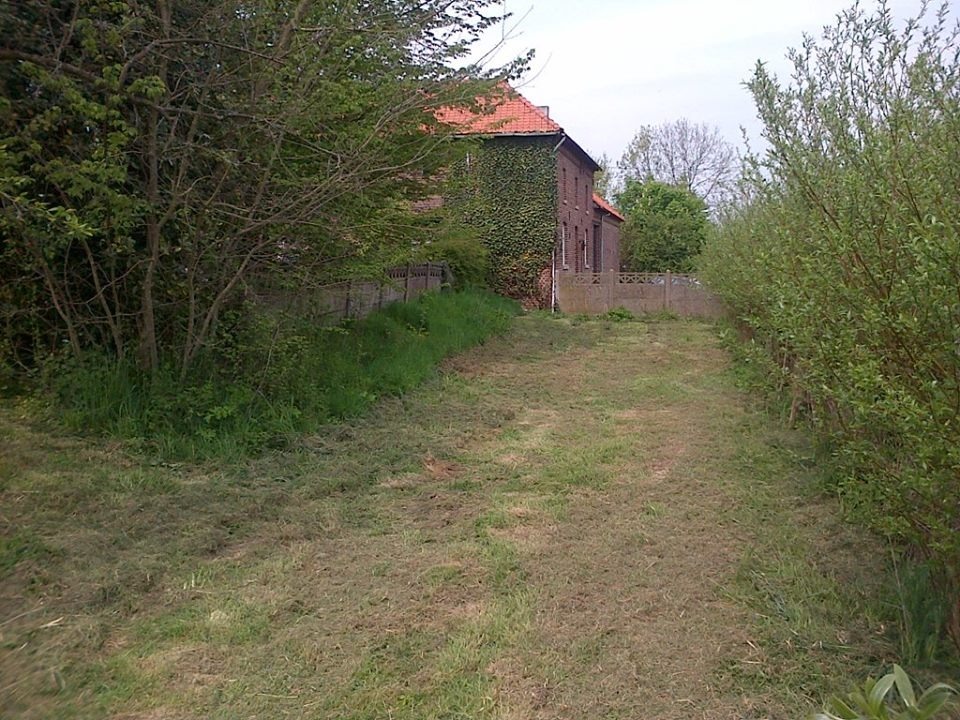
{"left": 593, "top": 152, "right": 615, "bottom": 198}
{"left": 0, "top": 0, "right": 526, "bottom": 373}
{"left": 616, "top": 179, "right": 708, "bottom": 273}
{"left": 618, "top": 119, "right": 736, "bottom": 208}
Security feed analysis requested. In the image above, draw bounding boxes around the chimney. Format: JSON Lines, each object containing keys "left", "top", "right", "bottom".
{"left": 537, "top": 105, "right": 550, "bottom": 118}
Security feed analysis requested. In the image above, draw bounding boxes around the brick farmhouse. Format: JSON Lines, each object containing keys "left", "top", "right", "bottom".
{"left": 438, "top": 84, "right": 623, "bottom": 307}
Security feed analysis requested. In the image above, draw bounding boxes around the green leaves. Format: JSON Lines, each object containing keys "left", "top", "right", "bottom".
{"left": 816, "top": 665, "right": 957, "bottom": 720}
{"left": 700, "top": 0, "right": 960, "bottom": 656}
{"left": 1, "top": 0, "right": 526, "bottom": 371}
{"left": 616, "top": 179, "right": 709, "bottom": 273}
{"left": 445, "top": 139, "right": 557, "bottom": 299}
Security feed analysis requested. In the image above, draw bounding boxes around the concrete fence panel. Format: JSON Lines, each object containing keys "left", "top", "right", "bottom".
{"left": 557, "top": 271, "right": 724, "bottom": 319}
{"left": 251, "top": 262, "right": 449, "bottom": 324}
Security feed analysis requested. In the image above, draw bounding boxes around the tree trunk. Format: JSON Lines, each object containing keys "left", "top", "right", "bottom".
{"left": 138, "top": 215, "right": 161, "bottom": 372}
{"left": 137, "top": 0, "right": 171, "bottom": 373}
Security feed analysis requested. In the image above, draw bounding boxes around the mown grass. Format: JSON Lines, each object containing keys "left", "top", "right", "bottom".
{"left": 712, "top": 420, "right": 898, "bottom": 708}
{"left": 716, "top": 319, "right": 960, "bottom": 681}
{"left": 42, "top": 288, "right": 519, "bottom": 461}
{"left": 2, "top": 314, "right": 941, "bottom": 719}
{"left": 0, "top": 313, "right": 582, "bottom": 720}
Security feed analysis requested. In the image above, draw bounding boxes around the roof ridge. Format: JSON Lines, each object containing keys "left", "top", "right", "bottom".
{"left": 436, "top": 82, "right": 562, "bottom": 136}
{"left": 505, "top": 83, "right": 557, "bottom": 126}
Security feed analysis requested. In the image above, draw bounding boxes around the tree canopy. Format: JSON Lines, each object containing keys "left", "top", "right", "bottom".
{"left": 0, "top": 0, "right": 526, "bottom": 373}
{"left": 592, "top": 151, "right": 614, "bottom": 199}
{"left": 616, "top": 179, "right": 709, "bottom": 273}
{"left": 617, "top": 119, "right": 736, "bottom": 208}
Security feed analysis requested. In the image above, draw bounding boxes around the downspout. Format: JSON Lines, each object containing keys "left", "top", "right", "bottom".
{"left": 551, "top": 248, "right": 558, "bottom": 313}
{"left": 551, "top": 133, "right": 567, "bottom": 313}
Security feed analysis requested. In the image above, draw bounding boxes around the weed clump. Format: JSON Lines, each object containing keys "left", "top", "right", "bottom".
{"left": 603, "top": 307, "right": 636, "bottom": 322}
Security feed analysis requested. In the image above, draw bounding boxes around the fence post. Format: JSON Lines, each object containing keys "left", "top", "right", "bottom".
{"left": 602, "top": 270, "right": 615, "bottom": 311}
{"left": 665, "top": 271, "right": 672, "bottom": 312}
{"left": 377, "top": 280, "right": 383, "bottom": 310}
{"left": 441, "top": 262, "right": 455, "bottom": 288}
{"left": 403, "top": 263, "right": 412, "bottom": 302}
{"left": 344, "top": 280, "right": 353, "bottom": 318}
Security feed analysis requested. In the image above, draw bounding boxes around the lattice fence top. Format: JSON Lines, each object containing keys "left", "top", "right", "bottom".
{"left": 387, "top": 263, "right": 445, "bottom": 280}
{"left": 555, "top": 271, "right": 722, "bottom": 318}
{"left": 617, "top": 273, "right": 703, "bottom": 286}
{"left": 561, "top": 273, "right": 603, "bottom": 286}
{"left": 617, "top": 273, "right": 659, "bottom": 285}
{"left": 559, "top": 272, "right": 704, "bottom": 286}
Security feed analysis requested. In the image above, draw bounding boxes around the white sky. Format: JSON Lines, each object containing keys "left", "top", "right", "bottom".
{"left": 474, "top": 0, "right": 937, "bottom": 164}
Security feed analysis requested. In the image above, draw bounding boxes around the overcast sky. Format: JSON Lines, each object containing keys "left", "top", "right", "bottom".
{"left": 474, "top": 0, "right": 936, "bottom": 165}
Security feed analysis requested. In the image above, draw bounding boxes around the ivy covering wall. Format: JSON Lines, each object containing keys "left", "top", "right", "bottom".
{"left": 446, "top": 137, "right": 558, "bottom": 301}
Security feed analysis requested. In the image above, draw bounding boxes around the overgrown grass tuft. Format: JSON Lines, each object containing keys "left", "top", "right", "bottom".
{"left": 46, "top": 289, "right": 519, "bottom": 460}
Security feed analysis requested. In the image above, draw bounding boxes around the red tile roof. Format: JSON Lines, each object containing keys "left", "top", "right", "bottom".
{"left": 437, "top": 84, "right": 562, "bottom": 135}
{"left": 593, "top": 193, "right": 625, "bottom": 222}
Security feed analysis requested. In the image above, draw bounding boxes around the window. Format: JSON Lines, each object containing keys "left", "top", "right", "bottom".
{"left": 562, "top": 167, "right": 567, "bottom": 203}
{"left": 574, "top": 226, "right": 580, "bottom": 271}
{"left": 593, "top": 225, "right": 602, "bottom": 272}
{"left": 560, "top": 222, "right": 568, "bottom": 267}
{"left": 583, "top": 228, "right": 590, "bottom": 269}
{"left": 574, "top": 175, "right": 579, "bottom": 207}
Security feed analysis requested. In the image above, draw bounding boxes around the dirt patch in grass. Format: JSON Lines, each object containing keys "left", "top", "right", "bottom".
{"left": 1, "top": 317, "right": 899, "bottom": 719}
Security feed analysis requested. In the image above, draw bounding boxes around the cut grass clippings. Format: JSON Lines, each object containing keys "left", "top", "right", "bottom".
{"left": 0, "top": 315, "right": 919, "bottom": 719}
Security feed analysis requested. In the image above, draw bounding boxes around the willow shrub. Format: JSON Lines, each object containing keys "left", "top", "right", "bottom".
{"left": 700, "top": 2, "right": 960, "bottom": 653}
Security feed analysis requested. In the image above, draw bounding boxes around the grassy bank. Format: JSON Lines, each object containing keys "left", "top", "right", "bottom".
{"left": 43, "top": 289, "right": 518, "bottom": 460}
{"left": 2, "top": 315, "right": 922, "bottom": 719}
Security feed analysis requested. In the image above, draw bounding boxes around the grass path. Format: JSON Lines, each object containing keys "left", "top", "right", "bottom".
{"left": 1, "top": 316, "right": 892, "bottom": 719}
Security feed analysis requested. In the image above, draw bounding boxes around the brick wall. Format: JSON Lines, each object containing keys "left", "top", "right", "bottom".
{"left": 600, "top": 214, "right": 621, "bottom": 271}
{"left": 556, "top": 144, "right": 597, "bottom": 272}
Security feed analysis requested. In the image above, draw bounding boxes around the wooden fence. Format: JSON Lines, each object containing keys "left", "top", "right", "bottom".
{"left": 557, "top": 271, "right": 725, "bottom": 319}
{"left": 251, "top": 262, "right": 450, "bottom": 324}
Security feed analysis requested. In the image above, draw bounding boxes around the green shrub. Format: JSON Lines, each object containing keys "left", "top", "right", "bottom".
{"left": 45, "top": 289, "right": 519, "bottom": 460}
{"left": 617, "top": 179, "right": 709, "bottom": 273}
{"left": 700, "top": 2, "right": 960, "bottom": 654}
{"left": 416, "top": 223, "right": 490, "bottom": 288}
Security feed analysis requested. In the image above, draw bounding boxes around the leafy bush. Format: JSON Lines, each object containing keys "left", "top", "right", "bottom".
{"left": 416, "top": 221, "right": 490, "bottom": 288}
{"left": 46, "top": 289, "right": 519, "bottom": 460}
{"left": 700, "top": 2, "right": 960, "bottom": 653}
{"left": 616, "top": 179, "right": 709, "bottom": 272}
{"left": 0, "top": 2, "right": 523, "bottom": 375}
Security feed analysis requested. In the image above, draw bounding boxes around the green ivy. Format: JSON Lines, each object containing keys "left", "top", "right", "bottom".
{"left": 445, "top": 137, "right": 557, "bottom": 301}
